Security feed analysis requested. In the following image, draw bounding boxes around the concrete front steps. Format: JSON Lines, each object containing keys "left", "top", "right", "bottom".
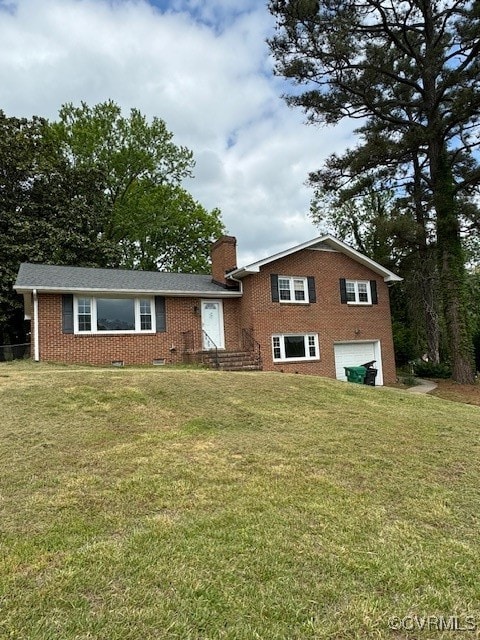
{"left": 200, "top": 350, "right": 262, "bottom": 371}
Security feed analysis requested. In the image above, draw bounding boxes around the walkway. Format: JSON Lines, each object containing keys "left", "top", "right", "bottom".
{"left": 406, "top": 378, "right": 437, "bottom": 394}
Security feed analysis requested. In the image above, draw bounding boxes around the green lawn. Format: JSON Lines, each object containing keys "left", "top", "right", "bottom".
{"left": 1, "top": 362, "right": 479, "bottom": 639}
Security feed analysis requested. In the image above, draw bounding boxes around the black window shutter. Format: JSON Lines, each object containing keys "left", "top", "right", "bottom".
{"left": 339, "top": 278, "right": 347, "bottom": 304}
{"left": 307, "top": 276, "right": 316, "bottom": 303}
{"left": 155, "top": 296, "right": 166, "bottom": 332}
{"left": 271, "top": 274, "right": 279, "bottom": 302}
{"left": 370, "top": 280, "right": 378, "bottom": 304}
{"left": 62, "top": 294, "right": 74, "bottom": 334}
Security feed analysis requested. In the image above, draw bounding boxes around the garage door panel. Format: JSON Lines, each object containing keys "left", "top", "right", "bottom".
{"left": 334, "top": 342, "right": 382, "bottom": 384}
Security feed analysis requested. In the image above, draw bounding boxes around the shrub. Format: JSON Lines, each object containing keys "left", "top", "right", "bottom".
{"left": 413, "top": 360, "right": 452, "bottom": 379}
{"left": 400, "top": 374, "right": 418, "bottom": 387}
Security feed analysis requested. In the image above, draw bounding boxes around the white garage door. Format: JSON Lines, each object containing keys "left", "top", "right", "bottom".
{"left": 334, "top": 341, "right": 383, "bottom": 385}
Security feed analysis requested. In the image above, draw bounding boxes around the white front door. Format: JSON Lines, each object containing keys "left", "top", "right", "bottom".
{"left": 201, "top": 300, "right": 225, "bottom": 350}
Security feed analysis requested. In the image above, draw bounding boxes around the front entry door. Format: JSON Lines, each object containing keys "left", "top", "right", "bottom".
{"left": 201, "top": 300, "right": 225, "bottom": 350}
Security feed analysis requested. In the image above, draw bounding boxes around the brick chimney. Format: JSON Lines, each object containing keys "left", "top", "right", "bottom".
{"left": 211, "top": 235, "right": 237, "bottom": 287}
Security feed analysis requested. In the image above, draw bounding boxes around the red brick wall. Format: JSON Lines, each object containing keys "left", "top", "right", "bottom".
{"left": 37, "top": 294, "right": 241, "bottom": 366}
{"left": 222, "top": 298, "right": 242, "bottom": 351}
{"left": 238, "top": 248, "right": 397, "bottom": 383}
{"left": 34, "top": 247, "right": 398, "bottom": 382}
{"left": 211, "top": 236, "right": 237, "bottom": 286}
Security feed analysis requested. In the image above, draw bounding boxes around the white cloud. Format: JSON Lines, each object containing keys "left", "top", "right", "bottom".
{"left": 0, "top": 0, "right": 355, "bottom": 265}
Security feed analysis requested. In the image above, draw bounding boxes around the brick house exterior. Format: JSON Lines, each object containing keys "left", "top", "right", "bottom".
{"left": 15, "top": 235, "right": 401, "bottom": 384}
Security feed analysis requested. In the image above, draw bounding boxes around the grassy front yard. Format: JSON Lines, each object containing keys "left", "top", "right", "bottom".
{"left": 1, "top": 362, "right": 479, "bottom": 639}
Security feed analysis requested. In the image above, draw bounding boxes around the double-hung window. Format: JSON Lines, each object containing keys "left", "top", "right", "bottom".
{"left": 272, "top": 334, "right": 319, "bottom": 362}
{"left": 74, "top": 297, "right": 154, "bottom": 333}
{"left": 139, "top": 299, "right": 153, "bottom": 330}
{"left": 77, "top": 298, "right": 92, "bottom": 331}
{"left": 278, "top": 276, "right": 308, "bottom": 303}
{"left": 346, "top": 280, "right": 370, "bottom": 304}
{"left": 341, "top": 279, "right": 378, "bottom": 305}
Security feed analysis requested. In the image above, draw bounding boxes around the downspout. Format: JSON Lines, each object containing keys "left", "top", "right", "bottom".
{"left": 32, "top": 289, "right": 39, "bottom": 362}
{"left": 226, "top": 273, "right": 243, "bottom": 295}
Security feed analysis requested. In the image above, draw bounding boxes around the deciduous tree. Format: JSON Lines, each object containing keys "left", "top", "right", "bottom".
{"left": 0, "top": 112, "right": 119, "bottom": 346}
{"left": 49, "top": 101, "right": 224, "bottom": 270}
{"left": 1, "top": 102, "right": 225, "bottom": 346}
{"left": 115, "top": 182, "right": 224, "bottom": 273}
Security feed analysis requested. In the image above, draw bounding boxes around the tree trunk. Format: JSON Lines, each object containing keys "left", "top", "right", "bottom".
{"left": 419, "top": 260, "right": 440, "bottom": 364}
{"left": 421, "top": 2, "right": 474, "bottom": 383}
{"left": 412, "top": 152, "right": 440, "bottom": 364}
{"left": 433, "top": 149, "right": 474, "bottom": 383}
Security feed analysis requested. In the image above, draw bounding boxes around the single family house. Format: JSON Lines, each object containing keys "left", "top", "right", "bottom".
{"left": 14, "top": 235, "right": 402, "bottom": 384}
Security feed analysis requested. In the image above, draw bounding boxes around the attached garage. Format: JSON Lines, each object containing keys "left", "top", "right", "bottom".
{"left": 334, "top": 341, "right": 383, "bottom": 385}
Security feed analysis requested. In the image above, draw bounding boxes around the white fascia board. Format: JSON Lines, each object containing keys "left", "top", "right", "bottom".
{"left": 228, "top": 236, "right": 330, "bottom": 276}
{"left": 14, "top": 286, "right": 242, "bottom": 298}
{"left": 322, "top": 236, "right": 403, "bottom": 282}
{"left": 227, "top": 235, "right": 402, "bottom": 283}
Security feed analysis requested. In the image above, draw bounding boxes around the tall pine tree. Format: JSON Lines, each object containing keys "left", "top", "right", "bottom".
{"left": 269, "top": 0, "right": 480, "bottom": 382}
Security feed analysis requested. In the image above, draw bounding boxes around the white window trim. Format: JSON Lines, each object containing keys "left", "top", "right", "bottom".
{"left": 73, "top": 296, "right": 156, "bottom": 334}
{"left": 272, "top": 333, "right": 320, "bottom": 362}
{"left": 278, "top": 276, "right": 309, "bottom": 304}
{"left": 346, "top": 280, "right": 372, "bottom": 305}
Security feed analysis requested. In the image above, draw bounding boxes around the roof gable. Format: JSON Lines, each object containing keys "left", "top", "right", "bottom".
{"left": 228, "top": 235, "right": 402, "bottom": 283}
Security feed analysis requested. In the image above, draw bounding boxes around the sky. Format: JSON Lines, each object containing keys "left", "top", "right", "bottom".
{"left": 0, "top": 0, "right": 356, "bottom": 266}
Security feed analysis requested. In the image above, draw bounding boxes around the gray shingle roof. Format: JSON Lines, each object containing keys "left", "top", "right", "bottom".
{"left": 15, "top": 263, "right": 240, "bottom": 297}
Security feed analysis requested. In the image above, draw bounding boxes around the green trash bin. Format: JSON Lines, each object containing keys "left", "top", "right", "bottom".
{"left": 344, "top": 366, "right": 367, "bottom": 384}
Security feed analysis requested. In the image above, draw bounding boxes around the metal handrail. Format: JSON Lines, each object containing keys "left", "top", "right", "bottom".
{"left": 242, "top": 328, "right": 261, "bottom": 365}
{"left": 202, "top": 330, "right": 219, "bottom": 368}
